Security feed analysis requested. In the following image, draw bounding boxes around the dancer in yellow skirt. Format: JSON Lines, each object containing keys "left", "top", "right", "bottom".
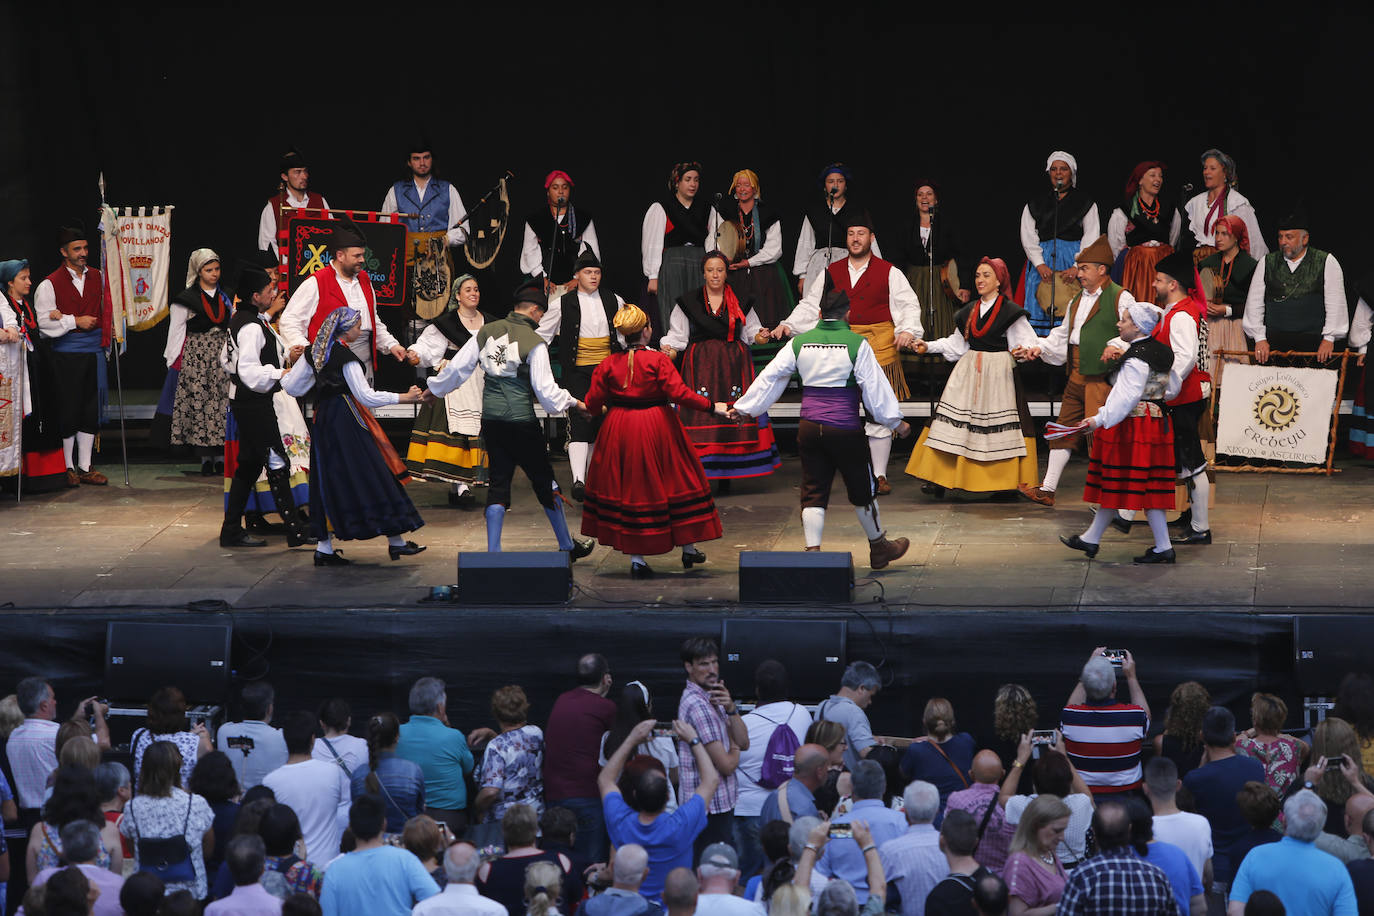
{"left": 905, "top": 257, "right": 1039, "bottom": 498}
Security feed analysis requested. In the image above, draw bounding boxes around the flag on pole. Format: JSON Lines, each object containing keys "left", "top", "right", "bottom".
{"left": 100, "top": 205, "right": 174, "bottom": 336}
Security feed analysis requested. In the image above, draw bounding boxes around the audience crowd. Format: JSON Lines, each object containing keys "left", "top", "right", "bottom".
{"left": 4, "top": 649, "right": 1374, "bottom": 916}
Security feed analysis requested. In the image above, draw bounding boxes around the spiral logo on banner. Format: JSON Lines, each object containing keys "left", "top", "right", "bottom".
{"left": 1253, "top": 385, "right": 1300, "bottom": 432}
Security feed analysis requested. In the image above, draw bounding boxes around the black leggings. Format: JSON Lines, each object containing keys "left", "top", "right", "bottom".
{"left": 482, "top": 417, "right": 559, "bottom": 509}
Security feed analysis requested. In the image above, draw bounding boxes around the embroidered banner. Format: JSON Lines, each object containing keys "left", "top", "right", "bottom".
{"left": 100, "top": 205, "right": 175, "bottom": 335}
{"left": 0, "top": 333, "right": 23, "bottom": 476}
{"left": 1216, "top": 364, "right": 1337, "bottom": 465}
{"left": 284, "top": 214, "right": 408, "bottom": 306}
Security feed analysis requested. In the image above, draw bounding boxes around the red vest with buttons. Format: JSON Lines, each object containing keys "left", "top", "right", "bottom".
{"left": 826, "top": 257, "right": 893, "bottom": 325}
{"left": 1153, "top": 300, "right": 1210, "bottom": 406}
{"left": 308, "top": 267, "right": 379, "bottom": 365}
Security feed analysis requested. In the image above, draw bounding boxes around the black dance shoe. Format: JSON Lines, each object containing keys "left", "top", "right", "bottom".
{"left": 1168, "top": 508, "right": 1192, "bottom": 529}
{"left": 571, "top": 480, "right": 586, "bottom": 502}
{"left": 1059, "top": 534, "right": 1100, "bottom": 559}
{"left": 1170, "top": 528, "right": 1212, "bottom": 545}
{"left": 220, "top": 530, "right": 268, "bottom": 548}
{"left": 568, "top": 537, "right": 596, "bottom": 561}
{"left": 1133, "top": 547, "right": 1177, "bottom": 564}
{"left": 448, "top": 489, "right": 476, "bottom": 509}
{"left": 921, "top": 481, "right": 946, "bottom": 499}
{"left": 682, "top": 548, "right": 707, "bottom": 568}
{"left": 314, "top": 550, "right": 351, "bottom": 566}
{"left": 1110, "top": 515, "right": 1133, "bottom": 535}
{"left": 389, "top": 541, "right": 427, "bottom": 560}
{"left": 631, "top": 561, "right": 654, "bottom": 578}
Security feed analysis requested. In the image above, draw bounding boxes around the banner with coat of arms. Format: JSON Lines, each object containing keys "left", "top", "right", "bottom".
{"left": 1215, "top": 364, "right": 1338, "bottom": 465}
{"left": 100, "top": 205, "right": 174, "bottom": 335}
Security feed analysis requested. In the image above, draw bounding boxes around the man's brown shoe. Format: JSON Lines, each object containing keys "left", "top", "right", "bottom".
{"left": 1017, "top": 483, "right": 1055, "bottom": 507}
{"left": 875, "top": 475, "right": 892, "bottom": 496}
{"left": 65, "top": 469, "right": 81, "bottom": 488}
{"left": 869, "top": 535, "right": 910, "bottom": 570}
{"left": 78, "top": 469, "right": 108, "bottom": 486}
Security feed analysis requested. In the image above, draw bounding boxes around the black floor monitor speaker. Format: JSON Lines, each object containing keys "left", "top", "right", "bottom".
{"left": 105, "top": 621, "right": 232, "bottom": 705}
{"left": 457, "top": 552, "right": 572, "bottom": 605}
{"left": 720, "top": 619, "right": 848, "bottom": 701}
{"left": 738, "top": 551, "right": 853, "bottom": 604}
{"left": 1294, "top": 616, "right": 1374, "bottom": 696}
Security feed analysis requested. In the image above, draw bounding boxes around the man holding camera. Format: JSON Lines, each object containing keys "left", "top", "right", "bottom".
{"left": 677, "top": 637, "right": 750, "bottom": 858}
{"left": 1060, "top": 648, "right": 1151, "bottom": 795}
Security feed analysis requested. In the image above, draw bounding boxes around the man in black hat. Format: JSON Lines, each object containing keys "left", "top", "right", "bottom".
{"left": 279, "top": 221, "right": 407, "bottom": 376}
{"left": 34, "top": 225, "right": 108, "bottom": 486}
{"left": 220, "top": 265, "right": 314, "bottom": 549}
{"left": 380, "top": 139, "right": 467, "bottom": 243}
{"left": 427, "top": 281, "right": 596, "bottom": 558}
{"left": 520, "top": 170, "right": 600, "bottom": 300}
{"left": 258, "top": 148, "right": 329, "bottom": 257}
{"left": 1242, "top": 206, "right": 1348, "bottom": 365}
{"left": 538, "top": 246, "right": 624, "bottom": 499}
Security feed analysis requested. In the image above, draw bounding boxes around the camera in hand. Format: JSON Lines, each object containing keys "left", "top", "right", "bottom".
{"left": 828, "top": 824, "right": 854, "bottom": 839}
{"left": 1103, "top": 649, "right": 1127, "bottom": 667}
{"left": 1031, "top": 729, "right": 1057, "bottom": 746}
{"left": 651, "top": 727, "right": 676, "bottom": 739}
{"left": 1326, "top": 757, "right": 1347, "bottom": 772}
{"left": 226, "top": 735, "right": 257, "bottom": 754}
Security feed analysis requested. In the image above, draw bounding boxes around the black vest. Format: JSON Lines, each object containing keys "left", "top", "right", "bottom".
{"left": 806, "top": 199, "right": 872, "bottom": 251}
{"left": 1198, "top": 252, "right": 1259, "bottom": 313}
{"left": 713, "top": 199, "right": 774, "bottom": 258}
{"left": 228, "top": 310, "right": 282, "bottom": 405}
{"left": 952, "top": 297, "right": 1031, "bottom": 352}
{"left": 1124, "top": 336, "right": 1175, "bottom": 378}
{"left": 662, "top": 196, "right": 712, "bottom": 248}
{"left": 430, "top": 310, "right": 493, "bottom": 354}
{"left": 174, "top": 285, "right": 233, "bottom": 333}
{"left": 676, "top": 288, "right": 752, "bottom": 344}
{"left": 1027, "top": 188, "right": 1095, "bottom": 242}
{"left": 315, "top": 343, "right": 359, "bottom": 403}
{"left": 1120, "top": 193, "right": 1177, "bottom": 247}
{"left": 905, "top": 212, "right": 961, "bottom": 268}
{"left": 525, "top": 206, "right": 592, "bottom": 283}
{"left": 557, "top": 289, "right": 623, "bottom": 373}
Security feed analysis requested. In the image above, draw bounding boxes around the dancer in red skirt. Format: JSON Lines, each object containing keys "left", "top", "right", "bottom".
{"left": 1059, "top": 300, "right": 1179, "bottom": 564}
{"left": 581, "top": 303, "right": 730, "bottom": 578}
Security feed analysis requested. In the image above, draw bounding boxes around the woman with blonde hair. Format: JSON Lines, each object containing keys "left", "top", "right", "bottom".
{"left": 1151, "top": 681, "right": 1211, "bottom": 780}
{"left": 1003, "top": 794, "right": 1070, "bottom": 916}
{"left": 1235, "top": 692, "right": 1306, "bottom": 794}
{"left": 769, "top": 882, "right": 812, "bottom": 916}
{"left": 523, "top": 860, "right": 565, "bottom": 916}
{"left": 899, "top": 698, "right": 975, "bottom": 823}
{"left": 994, "top": 685, "right": 1038, "bottom": 794}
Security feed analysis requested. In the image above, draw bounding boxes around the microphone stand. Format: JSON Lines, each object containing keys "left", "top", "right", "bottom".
{"left": 823, "top": 188, "right": 838, "bottom": 272}
{"left": 1050, "top": 180, "right": 1063, "bottom": 330}
{"left": 546, "top": 196, "right": 565, "bottom": 295}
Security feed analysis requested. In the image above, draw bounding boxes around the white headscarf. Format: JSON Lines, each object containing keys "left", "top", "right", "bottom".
{"left": 1127, "top": 301, "right": 1162, "bottom": 335}
{"left": 185, "top": 248, "right": 221, "bottom": 288}
{"left": 1045, "top": 151, "right": 1078, "bottom": 187}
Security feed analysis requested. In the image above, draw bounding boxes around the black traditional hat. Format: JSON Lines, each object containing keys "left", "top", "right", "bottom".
{"left": 512, "top": 279, "right": 547, "bottom": 308}
{"left": 279, "top": 148, "right": 307, "bottom": 174}
{"left": 1277, "top": 202, "right": 1311, "bottom": 232}
{"left": 843, "top": 208, "right": 875, "bottom": 232}
{"left": 249, "top": 249, "right": 279, "bottom": 271}
{"left": 56, "top": 223, "right": 87, "bottom": 247}
{"left": 573, "top": 244, "right": 601, "bottom": 273}
{"left": 237, "top": 265, "right": 274, "bottom": 301}
{"left": 1155, "top": 251, "right": 1195, "bottom": 288}
{"left": 405, "top": 136, "right": 433, "bottom": 157}
{"left": 329, "top": 220, "right": 368, "bottom": 251}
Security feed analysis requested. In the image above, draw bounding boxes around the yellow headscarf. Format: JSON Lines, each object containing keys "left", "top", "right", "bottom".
{"left": 729, "top": 169, "right": 760, "bottom": 198}
{"left": 613, "top": 304, "right": 650, "bottom": 385}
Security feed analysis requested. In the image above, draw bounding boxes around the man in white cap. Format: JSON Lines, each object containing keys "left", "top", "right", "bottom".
{"left": 1020, "top": 151, "right": 1101, "bottom": 334}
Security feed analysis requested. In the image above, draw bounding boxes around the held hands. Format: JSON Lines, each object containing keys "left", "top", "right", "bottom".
{"left": 572, "top": 400, "right": 593, "bottom": 419}
{"left": 284, "top": 344, "right": 306, "bottom": 368}
{"left": 390, "top": 345, "right": 408, "bottom": 363}
{"left": 1011, "top": 345, "right": 1042, "bottom": 362}
{"left": 754, "top": 330, "right": 772, "bottom": 345}
{"left": 712, "top": 402, "right": 732, "bottom": 419}
{"left": 896, "top": 331, "right": 917, "bottom": 351}
{"left": 894, "top": 421, "right": 913, "bottom": 439}
{"left": 1101, "top": 345, "right": 1125, "bottom": 363}
{"left": 769, "top": 323, "right": 792, "bottom": 340}
{"left": 661, "top": 346, "right": 678, "bottom": 360}
{"left": 400, "top": 385, "right": 426, "bottom": 404}
{"left": 404, "top": 349, "right": 421, "bottom": 366}
{"left": 914, "top": 340, "right": 928, "bottom": 354}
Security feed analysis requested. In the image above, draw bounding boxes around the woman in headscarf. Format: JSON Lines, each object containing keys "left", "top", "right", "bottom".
{"left": 903, "top": 180, "right": 968, "bottom": 347}
{"left": 1017, "top": 152, "right": 1100, "bottom": 335}
{"left": 660, "top": 251, "right": 781, "bottom": 488}
{"left": 1182, "top": 149, "right": 1268, "bottom": 262}
{"left": 1, "top": 258, "right": 67, "bottom": 490}
{"left": 905, "top": 257, "right": 1040, "bottom": 498}
{"left": 705, "top": 169, "right": 796, "bottom": 329}
{"left": 641, "top": 161, "right": 710, "bottom": 332}
{"left": 282, "top": 306, "right": 428, "bottom": 566}
{"left": 580, "top": 303, "right": 727, "bottom": 578}
{"left": 1107, "top": 161, "right": 1182, "bottom": 303}
{"left": 168, "top": 248, "right": 234, "bottom": 474}
{"left": 404, "top": 274, "right": 493, "bottom": 506}
{"left": 1197, "top": 214, "right": 1258, "bottom": 381}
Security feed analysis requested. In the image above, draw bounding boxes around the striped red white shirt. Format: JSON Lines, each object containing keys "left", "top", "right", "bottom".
{"left": 1060, "top": 701, "right": 1149, "bottom": 793}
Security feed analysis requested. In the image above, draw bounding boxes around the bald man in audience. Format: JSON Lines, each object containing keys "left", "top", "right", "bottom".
{"left": 1316, "top": 791, "right": 1374, "bottom": 864}
{"left": 942, "top": 751, "right": 1015, "bottom": 872}
{"left": 760, "top": 744, "right": 830, "bottom": 824}
{"left": 663, "top": 868, "right": 699, "bottom": 916}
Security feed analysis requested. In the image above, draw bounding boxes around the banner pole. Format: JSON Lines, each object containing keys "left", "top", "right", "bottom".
{"left": 98, "top": 175, "right": 131, "bottom": 486}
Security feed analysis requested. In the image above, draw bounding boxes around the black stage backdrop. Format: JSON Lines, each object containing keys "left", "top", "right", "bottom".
{"left": 0, "top": 607, "right": 1307, "bottom": 742}
{"left": 1, "top": 8, "right": 1370, "bottom": 390}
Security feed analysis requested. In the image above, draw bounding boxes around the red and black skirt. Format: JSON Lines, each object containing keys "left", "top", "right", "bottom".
{"left": 1083, "top": 408, "right": 1177, "bottom": 511}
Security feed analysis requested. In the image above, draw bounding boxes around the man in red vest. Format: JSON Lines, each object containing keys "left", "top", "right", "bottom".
{"left": 771, "top": 213, "right": 921, "bottom": 494}
{"left": 257, "top": 148, "right": 329, "bottom": 257}
{"left": 280, "top": 221, "right": 406, "bottom": 376}
{"left": 34, "top": 225, "right": 108, "bottom": 486}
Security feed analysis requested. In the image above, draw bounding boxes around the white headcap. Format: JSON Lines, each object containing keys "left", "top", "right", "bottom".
{"left": 1045, "top": 151, "right": 1078, "bottom": 187}
{"left": 1127, "top": 301, "right": 1162, "bottom": 335}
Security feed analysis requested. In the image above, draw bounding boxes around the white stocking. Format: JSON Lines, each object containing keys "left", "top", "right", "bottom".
{"left": 1146, "top": 509, "right": 1171, "bottom": 552}
{"left": 1080, "top": 507, "right": 1114, "bottom": 545}
{"left": 854, "top": 503, "right": 883, "bottom": 541}
{"left": 1042, "top": 449, "right": 1071, "bottom": 492}
{"left": 868, "top": 435, "right": 891, "bottom": 479}
{"left": 568, "top": 442, "right": 590, "bottom": 483}
{"left": 801, "top": 507, "right": 826, "bottom": 547}
{"left": 63, "top": 436, "right": 75, "bottom": 470}
{"left": 1189, "top": 473, "right": 1210, "bottom": 532}
{"left": 75, "top": 431, "right": 95, "bottom": 470}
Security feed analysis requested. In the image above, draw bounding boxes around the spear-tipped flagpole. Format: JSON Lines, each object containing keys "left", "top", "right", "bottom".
{"left": 99, "top": 171, "right": 131, "bottom": 486}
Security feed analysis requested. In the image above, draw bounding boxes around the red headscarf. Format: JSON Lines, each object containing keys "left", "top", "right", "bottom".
{"left": 1124, "top": 161, "right": 1166, "bottom": 199}
{"left": 980, "top": 256, "right": 1016, "bottom": 304}
{"left": 1212, "top": 213, "right": 1251, "bottom": 254}
{"left": 544, "top": 170, "right": 574, "bottom": 189}
{"left": 966, "top": 257, "right": 1017, "bottom": 338}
